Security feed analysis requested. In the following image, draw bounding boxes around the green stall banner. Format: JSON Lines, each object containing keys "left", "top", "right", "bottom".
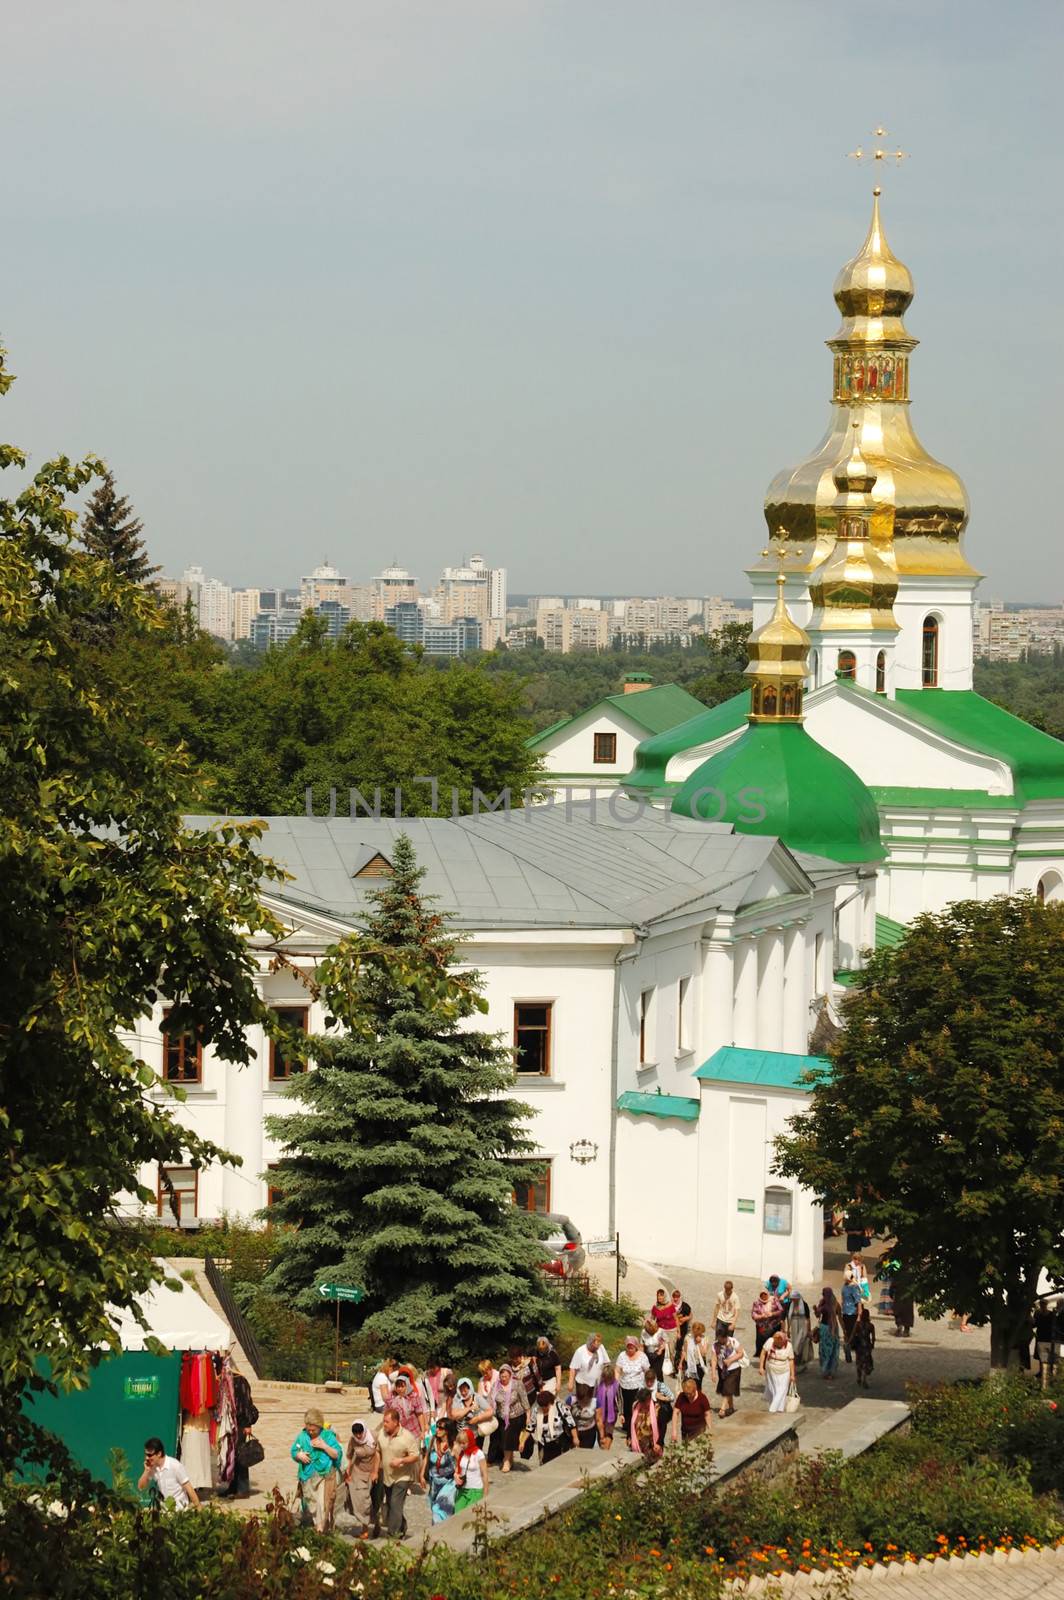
{"left": 23, "top": 1352, "right": 181, "bottom": 1490}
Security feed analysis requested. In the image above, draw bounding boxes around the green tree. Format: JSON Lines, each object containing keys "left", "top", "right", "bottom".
{"left": 774, "top": 893, "right": 1064, "bottom": 1369}
{"left": 264, "top": 834, "right": 557, "bottom": 1357}
{"left": 0, "top": 340, "right": 284, "bottom": 1462}
{"left": 80, "top": 466, "right": 158, "bottom": 585}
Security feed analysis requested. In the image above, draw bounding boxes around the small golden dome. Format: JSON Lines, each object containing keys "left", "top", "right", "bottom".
{"left": 832, "top": 422, "right": 877, "bottom": 496}
{"left": 745, "top": 573, "right": 810, "bottom": 722}
{"left": 832, "top": 189, "right": 914, "bottom": 326}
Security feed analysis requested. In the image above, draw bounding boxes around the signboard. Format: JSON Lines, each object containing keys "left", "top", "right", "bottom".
{"left": 317, "top": 1283, "right": 365, "bottom": 1304}
{"left": 585, "top": 1239, "right": 617, "bottom": 1257}
{"left": 736, "top": 1198, "right": 756, "bottom": 1214}
{"left": 124, "top": 1374, "right": 161, "bottom": 1401}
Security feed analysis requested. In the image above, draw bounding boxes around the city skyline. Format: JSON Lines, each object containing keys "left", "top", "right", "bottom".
{"left": 2, "top": 3, "right": 1061, "bottom": 600}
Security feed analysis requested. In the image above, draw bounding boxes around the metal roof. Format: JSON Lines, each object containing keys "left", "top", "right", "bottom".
{"left": 695, "top": 1045, "right": 829, "bottom": 1091}
{"left": 617, "top": 1090, "right": 700, "bottom": 1122}
{"left": 185, "top": 800, "right": 805, "bottom": 933}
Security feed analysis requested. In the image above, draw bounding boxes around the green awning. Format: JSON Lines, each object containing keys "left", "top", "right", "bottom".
{"left": 616, "top": 1090, "right": 700, "bottom": 1122}
{"left": 694, "top": 1046, "right": 828, "bottom": 1091}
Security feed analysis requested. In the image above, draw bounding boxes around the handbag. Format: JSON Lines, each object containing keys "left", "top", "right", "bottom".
{"left": 737, "top": 1354, "right": 751, "bottom": 1369}
{"left": 784, "top": 1384, "right": 801, "bottom": 1414}
{"left": 478, "top": 1417, "right": 499, "bottom": 1437}
{"left": 236, "top": 1434, "right": 265, "bottom": 1469}
{"left": 859, "top": 1280, "right": 871, "bottom": 1301}
{"left": 662, "top": 1356, "right": 674, "bottom": 1378}
{"left": 519, "top": 1429, "right": 535, "bottom": 1461}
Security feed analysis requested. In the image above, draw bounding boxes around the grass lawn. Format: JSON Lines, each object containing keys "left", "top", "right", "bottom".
{"left": 552, "top": 1304, "right": 644, "bottom": 1363}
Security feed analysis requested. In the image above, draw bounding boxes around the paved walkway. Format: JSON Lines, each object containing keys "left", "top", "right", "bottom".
{"left": 739, "top": 1550, "right": 1064, "bottom": 1597}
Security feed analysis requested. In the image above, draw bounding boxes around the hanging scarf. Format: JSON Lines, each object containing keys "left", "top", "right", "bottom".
{"left": 595, "top": 1376, "right": 620, "bottom": 1429}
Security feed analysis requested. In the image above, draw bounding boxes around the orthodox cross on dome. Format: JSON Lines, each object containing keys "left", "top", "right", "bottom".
{"left": 847, "top": 127, "right": 908, "bottom": 179}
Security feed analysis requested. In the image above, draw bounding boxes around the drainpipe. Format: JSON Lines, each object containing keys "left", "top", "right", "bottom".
{"left": 607, "top": 925, "right": 647, "bottom": 1238}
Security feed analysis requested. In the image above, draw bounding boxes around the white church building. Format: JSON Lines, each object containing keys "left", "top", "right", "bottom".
{"left": 129, "top": 188, "right": 1064, "bottom": 1290}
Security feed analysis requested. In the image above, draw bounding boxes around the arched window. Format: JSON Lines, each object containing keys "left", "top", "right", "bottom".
{"left": 875, "top": 650, "right": 886, "bottom": 694}
{"left": 1038, "top": 872, "right": 1062, "bottom": 904}
{"left": 922, "top": 616, "right": 939, "bottom": 687}
{"left": 763, "top": 1186, "right": 793, "bottom": 1237}
{"left": 762, "top": 684, "right": 778, "bottom": 717}
{"left": 837, "top": 650, "right": 856, "bottom": 681}
{"left": 1038, "top": 879, "right": 1046, "bottom": 904}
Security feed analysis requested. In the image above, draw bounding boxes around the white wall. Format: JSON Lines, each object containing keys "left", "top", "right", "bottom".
{"left": 536, "top": 704, "right": 654, "bottom": 788}
{"left": 893, "top": 579, "right": 979, "bottom": 693}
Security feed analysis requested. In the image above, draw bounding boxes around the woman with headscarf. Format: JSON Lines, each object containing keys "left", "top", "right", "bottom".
{"left": 343, "top": 1419, "right": 380, "bottom": 1537}
{"left": 420, "top": 1417, "right": 459, "bottom": 1522}
{"left": 759, "top": 1327, "right": 796, "bottom": 1413}
{"left": 290, "top": 1407, "right": 342, "bottom": 1533}
{"left": 629, "top": 1387, "right": 663, "bottom": 1460}
{"left": 641, "top": 1314, "right": 668, "bottom": 1383}
{"left": 713, "top": 1330, "right": 745, "bottom": 1419}
{"left": 494, "top": 1361, "right": 530, "bottom": 1471}
{"left": 751, "top": 1289, "right": 784, "bottom": 1356}
{"left": 528, "top": 1388, "right": 579, "bottom": 1463}
{"left": 448, "top": 1377, "right": 478, "bottom": 1427}
{"left": 532, "top": 1336, "right": 562, "bottom": 1395}
{"left": 851, "top": 1305, "right": 876, "bottom": 1388}
{"left": 679, "top": 1319, "right": 709, "bottom": 1390}
{"left": 595, "top": 1362, "right": 621, "bottom": 1450}
{"left": 454, "top": 1425, "right": 490, "bottom": 1512}
{"left": 814, "top": 1286, "right": 842, "bottom": 1378}
{"left": 787, "top": 1287, "right": 812, "bottom": 1368}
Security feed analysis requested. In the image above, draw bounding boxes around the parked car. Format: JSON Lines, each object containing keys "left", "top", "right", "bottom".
{"left": 538, "top": 1214, "right": 586, "bottom": 1277}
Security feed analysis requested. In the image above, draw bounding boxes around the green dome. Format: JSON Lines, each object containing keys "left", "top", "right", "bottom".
{"left": 671, "top": 721, "right": 885, "bottom": 864}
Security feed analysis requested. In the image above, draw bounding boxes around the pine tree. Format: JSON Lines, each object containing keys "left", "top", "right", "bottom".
{"left": 81, "top": 467, "right": 158, "bottom": 584}
{"left": 264, "top": 834, "right": 558, "bottom": 1358}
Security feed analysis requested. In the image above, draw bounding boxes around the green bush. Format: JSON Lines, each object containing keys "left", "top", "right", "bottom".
{"left": 564, "top": 1280, "right": 643, "bottom": 1328}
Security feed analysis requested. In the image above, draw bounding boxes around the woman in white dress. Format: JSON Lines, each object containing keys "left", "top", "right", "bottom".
{"left": 759, "top": 1329, "right": 796, "bottom": 1413}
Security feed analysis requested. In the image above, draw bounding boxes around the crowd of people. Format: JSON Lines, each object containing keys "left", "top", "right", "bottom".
{"left": 282, "top": 1270, "right": 902, "bottom": 1538}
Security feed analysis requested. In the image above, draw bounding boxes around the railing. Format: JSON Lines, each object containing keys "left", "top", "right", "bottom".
{"left": 541, "top": 1271, "right": 592, "bottom": 1305}
{"left": 204, "top": 1253, "right": 265, "bottom": 1378}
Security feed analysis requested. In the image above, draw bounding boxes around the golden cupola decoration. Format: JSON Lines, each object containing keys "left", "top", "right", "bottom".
{"left": 808, "top": 422, "right": 900, "bottom": 631}
{"left": 757, "top": 187, "right": 978, "bottom": 581}
{"left": 745, "top": 568, "right": 810, "bottom": 722}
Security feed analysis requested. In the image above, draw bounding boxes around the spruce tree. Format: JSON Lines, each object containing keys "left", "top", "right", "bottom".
{"left": 81, "top": 467, "right": 158, "bottom": 584}
{"left": 264, "top": 834, "right": 557, "bottom": 1358}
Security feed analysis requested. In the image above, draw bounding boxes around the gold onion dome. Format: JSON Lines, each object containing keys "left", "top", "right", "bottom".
{"left": 756, "top": 188, "right": 977, "bottom": 581}
{"left": 745, "top": 571, "right": 810, "bottom": 722}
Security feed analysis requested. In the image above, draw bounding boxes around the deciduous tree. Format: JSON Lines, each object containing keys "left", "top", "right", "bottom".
{"left": 774, "top": 894, "right": 1064, "bottom": 1369}
{"left": 0, "top": 341, "right": 283, "bottom": 1462}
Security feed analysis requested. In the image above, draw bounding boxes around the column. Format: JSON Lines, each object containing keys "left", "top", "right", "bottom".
{"left": 755, "top": 930, "right": 784, "bottom": 1052}
{"left": 701, "top": 939, "right": 734, "bottom": 1057}
{"left": 783, "top": 923, "right": 809, "bottom": 1055}
{"left": 222, "top": 1021, "right": 266, "bottom": 1217}
{"left": 732, "top": 937, "right": 758, "bottom": 1048}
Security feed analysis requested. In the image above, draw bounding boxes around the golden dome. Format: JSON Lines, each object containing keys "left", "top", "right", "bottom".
{"left": 745, "top": 572, "right": 809, "bottom": 723}
{"left": 832, "top": 189, "right": 914, "bottom": 341}
{"left": 832, "top": 424, "right": 876, "bottom": 495}
{"left": 753, "top": 189, "right": 979, "bottom": 582}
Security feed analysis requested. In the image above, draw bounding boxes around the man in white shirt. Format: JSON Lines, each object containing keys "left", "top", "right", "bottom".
{"left": 138, "top": 1437, "right": 200, "bottom": 1509}
{"left": 568, "top": 1331, "right": 609, "bottom": 1394}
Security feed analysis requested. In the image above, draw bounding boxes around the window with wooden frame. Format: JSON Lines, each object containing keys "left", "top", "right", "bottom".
{"left": 593, "top": 731, "right": 617, "bottom": 764}
{"left": 639, "top": 988, "right": 654, "bottom": 1064}
{"left": 512, "top": 1161, "right": 552, "bottom": 1212}
{"left": 269, "top": 1006, "right": 309, "bottom": 1080}
{"left": 157, "top": 1165, "right": 198, "bottom": 1221}
{"left": 837, "top": 650, "right": 857, "bottom": 681}
{"left": 922, "top": 616, "right": 939, "bottom": 687}
{"left": 514, "top": 1002, "right": 552, "bottom": 1076}
{"left": 677, "top": 975, "right": 691, "bottom": 1052}
{"left": 161, "top": 1008, "right": 202, "bottom": 1084}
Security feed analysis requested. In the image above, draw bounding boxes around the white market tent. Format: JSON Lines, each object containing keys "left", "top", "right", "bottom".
{"left": 110, "top": 1262, "right": 233, "bottom": 1353}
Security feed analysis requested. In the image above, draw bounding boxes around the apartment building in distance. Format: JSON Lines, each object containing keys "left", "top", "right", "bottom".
{"left": 535, "top": 602, "right": 610, "bottom": 653}
{"left": 974, "top": 601, "right": 1064, "bottom": 661}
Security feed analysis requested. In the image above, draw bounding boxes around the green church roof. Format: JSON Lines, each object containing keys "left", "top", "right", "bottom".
{"left": 617, "top": 1090, "right": 700, "bottom": 1122}
{"left": 892, "top": 690, "right": 1064, "bottom": 804}
{"left": 526, "top": 683, "right": 709, "bottom": 750}
{"left": 623, "top": 690, "right": 751, "bottom": 791}
{"left": 695, "top": 1045, "right": 829, "bottom": 1091}
{"left": 670, "top": 720, "right": 886, "bottom": 865}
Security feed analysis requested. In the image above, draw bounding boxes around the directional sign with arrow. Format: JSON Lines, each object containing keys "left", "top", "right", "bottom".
{"left": 318, "top": 1283, "right": 365, "bottom": 1304}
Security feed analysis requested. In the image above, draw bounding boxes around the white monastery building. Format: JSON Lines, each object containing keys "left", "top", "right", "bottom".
{"left": 130, "top": 189, "right": 1064, "bottom": 1290}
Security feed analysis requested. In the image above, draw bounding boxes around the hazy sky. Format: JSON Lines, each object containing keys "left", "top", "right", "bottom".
{"left": 2, "top": 1, "right": 1060, "bottom": 599}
